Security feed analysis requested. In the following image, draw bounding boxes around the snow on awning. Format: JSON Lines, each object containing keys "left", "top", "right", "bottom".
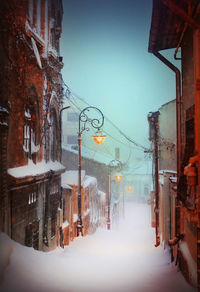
{"left": 8, "top": 159, "right": 66, "bottom": 180}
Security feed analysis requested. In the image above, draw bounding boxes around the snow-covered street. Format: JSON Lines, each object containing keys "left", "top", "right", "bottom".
{"left": 0, "top": 202, "right": 196, "bottom": 292}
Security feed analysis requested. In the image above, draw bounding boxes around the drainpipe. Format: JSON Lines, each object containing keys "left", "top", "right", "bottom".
{"left": 59, "top": 106, "right": 70, "bottom": 162}
{"left": 153, "top": 51, "right": 182, "bottom": 236}
{"left": 153, "top": 112, "right": 160, "bottom": 247}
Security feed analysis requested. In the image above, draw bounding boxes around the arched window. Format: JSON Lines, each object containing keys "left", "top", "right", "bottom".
{"left": 23, "top": 87, "right": 40, "bottom": 161}
{"left": 49, "top": 108, "right": 58, "bottom": 161}
{"left": 23, "top": 105, "right": 40, "bottom": 160}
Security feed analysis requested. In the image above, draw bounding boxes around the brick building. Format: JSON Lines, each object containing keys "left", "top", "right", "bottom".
{"left": 0, "top": 0, "right": 65, "bottom": 251}
{"left": 148, "top": 0, "right": 200, "bottom": 287}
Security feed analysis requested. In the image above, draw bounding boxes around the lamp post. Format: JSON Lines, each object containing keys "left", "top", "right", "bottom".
{"left": 107, "top": 159, "right": 122, "bottom": 230}
{"left": 77, "top": 106, "right": 105, "bottom": 236}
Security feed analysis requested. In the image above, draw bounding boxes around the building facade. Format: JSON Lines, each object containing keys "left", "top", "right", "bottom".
{"left": 0, "top": 0, "right": 65, "bottom": 251}
{"left": 61, "top": 170, "right": 106, "bottom": 246}
{"left": 148, "top": 0, "right": 200, "bottom": 287}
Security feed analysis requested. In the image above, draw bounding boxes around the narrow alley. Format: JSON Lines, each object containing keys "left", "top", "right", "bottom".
{"left": 0, "top": 202, "right": 195, "bottom": 292}
{"left": 1, "top": 1, "right": 200, "bottom": 291}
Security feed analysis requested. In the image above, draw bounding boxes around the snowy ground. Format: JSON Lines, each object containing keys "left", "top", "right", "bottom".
{"left": 0, "top": 202, "right": 196, "bottom": 292}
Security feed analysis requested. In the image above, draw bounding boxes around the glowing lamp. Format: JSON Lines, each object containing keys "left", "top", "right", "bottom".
{"left": 128, "top": 186, "right": 133, "bottom": 192}
{"left": 92, "top": 135, "right": 106, "bottom": 145}
{"left": 115, "top": 175, "right": 122, "bottom": 182}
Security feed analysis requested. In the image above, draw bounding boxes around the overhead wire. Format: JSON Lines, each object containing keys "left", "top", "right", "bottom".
{"left": 64, "top": 95, "right": 132, "bottom": 163}
{"left": 65, "top": 86, "right": 149, "bottom": 151}
{"left": 62, "top": 83, "right": 148, "bottom": 168}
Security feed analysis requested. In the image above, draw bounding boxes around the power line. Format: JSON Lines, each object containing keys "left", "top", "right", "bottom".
{"left": 63, "top": 83, "right": 149, "bottom": 151}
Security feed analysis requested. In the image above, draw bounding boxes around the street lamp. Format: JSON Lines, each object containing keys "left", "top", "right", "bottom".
{"left": 107, "top": 159, "right": 122, "bottom": 230}
{"left": 114, "top": 175, "right": 122, "bottom": 182}
{"left": 128, "top": 186, "right": 133, "bottom": 192}
{"left": 77, "top": 106, "right": 105, "bottom": 236}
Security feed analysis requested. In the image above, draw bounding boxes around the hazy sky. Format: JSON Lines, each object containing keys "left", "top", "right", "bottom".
{"left": 60, "top": 0, "right": 179, "bottom": 166}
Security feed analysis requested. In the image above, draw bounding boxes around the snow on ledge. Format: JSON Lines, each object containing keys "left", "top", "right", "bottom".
{"left": 62, "top": 220, "right": 69, "bottom": 229}
{"left": 159, "top": 169, "right": 177, "bottom": 175}
{"left": 8, "top": 159, "right": 65, "bottom": 179}
{"left": 73, "top": 214, "right": 78, "bottom": 223}
{"left": 84, "top": 208, "right": 90, "bottom": 217}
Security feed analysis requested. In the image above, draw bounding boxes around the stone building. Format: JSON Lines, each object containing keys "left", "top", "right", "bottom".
{"left": 0, "top": 0, "right": 65, "bottom": 251}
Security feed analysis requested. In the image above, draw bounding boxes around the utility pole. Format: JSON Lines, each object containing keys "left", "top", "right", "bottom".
{"left": 148, "top": 111, "right": 160, "bottom": 247}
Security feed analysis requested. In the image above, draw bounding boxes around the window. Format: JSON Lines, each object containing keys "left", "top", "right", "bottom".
{"left": 50, "top": 192, "right": 58, "bottom": 238}
{"left": 28, "top": 0, "right": 42, "bottom": 35}
{"left": 51, "top": 217, "right": 56, "bottom": 238}
{"left": 28, "top": 191, "right": 37, "bottom": 205}
{"left": 67, "top": 112, "right": 79, "bottom": 122}
{"left": 49, "top": 109, "right": 58, "bottom": 161}
{"left": 23, "top": 106, "right": 39, "bottom": 159}
{"left": 62, "top": 197, "right": 66, "bottom": 221}
{"left": 23, "top": 123, "right": 31, "bottom": 153}
{"left": 28, "top": 0, "right": 33, "bottom": 24}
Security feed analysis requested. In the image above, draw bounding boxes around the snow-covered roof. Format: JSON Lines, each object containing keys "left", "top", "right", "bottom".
{"left": 83, "top": 175, "right": 97, "bottom": 188}
{"left": 62, "top": 183, "right": 72, "bottom": 190}
{"left": 62, "top": 144, "right": 113, "bottom": 165}
{"left": 61, "top": 171, "right": 98, "bottom": 190}
{"left": 62, "top": 170, "right": 85, "bottom": 187}
{"left": 97, "top": 190, "right": 106, "bottom": 200}
{"left": 8, "top": 159, "right": 65, "bottom": 179}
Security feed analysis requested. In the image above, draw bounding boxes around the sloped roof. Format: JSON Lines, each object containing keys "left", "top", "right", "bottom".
{"left": 61, "top": 170, "right": 86, "bottom": 187}
{"left": 62, "top": 144, "right": 113, "bottom": 165}
{"left": 148, "top": 0, "right": 190, "bottom": 53}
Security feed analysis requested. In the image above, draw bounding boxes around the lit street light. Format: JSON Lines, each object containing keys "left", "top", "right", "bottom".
{"left": 114, "top": 175, "right": 122, "bottom": 182}
{"left": 77, "top": 106, "right": 105, "bottom": 236}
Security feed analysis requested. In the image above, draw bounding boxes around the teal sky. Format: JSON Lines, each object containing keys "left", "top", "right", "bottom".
{"left": 60, "top": 0, "right": 180, "bottom": 166}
